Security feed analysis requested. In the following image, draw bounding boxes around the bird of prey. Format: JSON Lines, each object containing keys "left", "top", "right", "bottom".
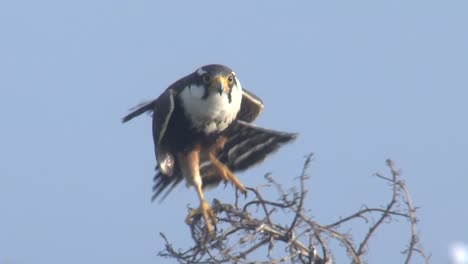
{"left": 123, "top": 64, "right": 296, "bottom": 234}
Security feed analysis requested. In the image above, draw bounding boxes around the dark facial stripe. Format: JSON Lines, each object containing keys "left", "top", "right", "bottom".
{"left": 227, "top": 86, "right": 232, "bottom": 103}
{"left": 201, "top": 85, "right": 210, "bottom": 100}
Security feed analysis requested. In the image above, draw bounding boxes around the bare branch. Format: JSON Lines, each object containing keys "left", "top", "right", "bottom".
{"left": 157, "top": 158, "right": 429, "bottom": 264}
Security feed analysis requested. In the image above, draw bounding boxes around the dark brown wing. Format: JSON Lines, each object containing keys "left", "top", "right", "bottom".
{"left": 122, "top": 100, "right": 156, "bottom": 123}
{"left": 152, "top": 166, "right": 184, "bottom": 202}
{"left": 153, "top": 121, "right": 297, "bottom": 200}
{"left": 152, "top": 88, "right": 296, "bottom": 201}
{"left": 122, "top": 88, "right": 176, "bottom": 176}
{"left": 124, "top": 73, "right": 201, "bottom": 202}
{"left": 200, "top": 121, "right": 297, "bottom": 189}
{"left": 128, "top": 89, "right": 183, "bottom": 202}
{"left": 238, "top": 88, "right": 264, "bottom": 123}
{"left": 151, "top": 89, "right": 175, "bottom": 176}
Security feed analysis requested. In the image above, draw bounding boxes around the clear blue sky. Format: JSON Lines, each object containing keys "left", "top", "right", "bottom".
{"left": 1, "top": 1, "right": 467, "bottom": 263}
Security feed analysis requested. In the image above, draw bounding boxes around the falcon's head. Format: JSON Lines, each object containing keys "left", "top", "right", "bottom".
{"left": 179, "top": 64, "right": 243, "bottom": 134}
{"left": 194, "top": 64, "right": 238, "bottom": 97}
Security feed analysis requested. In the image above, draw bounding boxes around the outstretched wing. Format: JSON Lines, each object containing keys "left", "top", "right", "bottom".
{"left": 200, "top": 120, "right": 297, "bottom": 188}
{"left": 152, "top": 89, "right": 263, "bottom": 201}
{"left": 122, "top": 89, "right": 176, "bottom": 176}
{"left": 150, "top": 87, "right": 295, "bottom": 202}
{"left": 152, "top": 120, "right": 297, "bottom": 201}
{"left": 220, "top": 120, "right": 297, "bottom": 171}
{"left": 238, "top": 88, "right": 264, "bottom": 123}
{"left": 122, "top": 100, "right": 156, "bottom": 123}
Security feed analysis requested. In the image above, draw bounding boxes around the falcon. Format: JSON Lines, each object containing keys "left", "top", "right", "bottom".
{"left": 123, "top": 64, "right": 296, "bottom": 234}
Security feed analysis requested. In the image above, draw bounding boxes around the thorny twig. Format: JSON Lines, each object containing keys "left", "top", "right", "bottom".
{"left": 158, "top": 157, "right": 429, "bottom": 263}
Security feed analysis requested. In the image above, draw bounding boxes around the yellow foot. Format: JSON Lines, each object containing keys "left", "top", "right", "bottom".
{"left": 185, "top": 200, "right": 217, "bottom": 234}
{"left": 208, "top": 153, "right": 247, "bottom": 194}
{"left": 222, "top": 167, "right": 246, "bottom": 194}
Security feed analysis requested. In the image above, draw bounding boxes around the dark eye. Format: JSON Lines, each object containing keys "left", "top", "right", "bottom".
{"left": 227, "top": 75, "right": 234, "bottom": 84}
{"left": 202, "top": 75, "right": 211, "bottom": 84}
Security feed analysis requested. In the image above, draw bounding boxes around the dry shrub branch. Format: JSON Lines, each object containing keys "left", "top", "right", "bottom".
{"left": 158, "top": 155, "right": 429, "bottom": 263}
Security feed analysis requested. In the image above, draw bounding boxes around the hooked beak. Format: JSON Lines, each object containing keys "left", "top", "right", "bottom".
{"left": 211, "top": 76, "right": 228, "bottom": 95}
{"left": 216, "top": 83, "right": 224, "bottom": 95}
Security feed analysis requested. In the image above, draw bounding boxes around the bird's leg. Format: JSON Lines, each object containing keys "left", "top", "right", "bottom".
{"left": 178, "top": 148, "right": 216, "bottom": 235}
{"left": 186, "top": 180, "right": 216, "bottom": 234}
{"left": 208, "top": 137, "right": 246, "bottom": 194}
{"left": 208, "top": 152, "right": 246, "bottom": 194}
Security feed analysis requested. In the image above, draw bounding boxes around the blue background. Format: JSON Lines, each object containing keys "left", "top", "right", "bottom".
{"left": 1, "top": 1, "right": 467, "bottom": 263}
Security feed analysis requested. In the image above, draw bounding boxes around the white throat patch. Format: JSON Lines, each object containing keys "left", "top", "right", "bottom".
{"left": 179, "top": 79, "right": 243, "bottom": 134}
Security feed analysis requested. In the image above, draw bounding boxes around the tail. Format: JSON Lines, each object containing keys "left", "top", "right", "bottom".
{"left": 122, "top": 100, "right": 156, "bottom": 123}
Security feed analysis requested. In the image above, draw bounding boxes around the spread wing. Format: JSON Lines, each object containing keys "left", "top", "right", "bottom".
{"left": 238, "top": 88, "right": 264, "bottom": 122}
{"left": 152, "top": 120, "right": 297, "bottom": 201}
{"left": 152, "top": 88, "right": 264, "bottom": 201}
{"left": 219, "top": 120, "right": 297, "bottom": 171}
{"left": 135, "top": 87, "right": 294, "bottom": 202}
{"left": 200, "top": 121, "right": 297, "bottom": 189}
{"left": 122, "top": 100, "right": 155, "bottom": 123}
{"left": 122, "top": 89, "right": 176, "bottom": 176}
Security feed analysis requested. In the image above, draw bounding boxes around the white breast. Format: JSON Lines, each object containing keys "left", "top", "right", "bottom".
{"left": 179, "top": 79, "right": 243, "bottom": 134}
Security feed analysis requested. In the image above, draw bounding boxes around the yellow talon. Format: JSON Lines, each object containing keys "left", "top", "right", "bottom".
{"left": 208, "top": 152, "right": 246, "bottom": 194}
{"left": 185, "top": 200, "right": 217, "bottom": 234}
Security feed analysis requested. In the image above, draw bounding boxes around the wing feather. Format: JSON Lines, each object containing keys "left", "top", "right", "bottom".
{"left": 201, "top": 120, "right": 296, "bottom": 189}
{"left": 238, "top": 89, "right": 264, "bottom": 122}
{"left": 152, "top": 167, "right": 184, "bottom": 202}
{"left": 122, "top": 100, "right": 156, "bottom": 123}
{"left": 122, "top": 89, "right": 176, "bottom": 177}
{"left": 219, "top": 120, "right": 297, "bottom": 174}
{"left": 125, "top": 85, "right": 296, "bottom": 201}
{"left": 151, "top": 89, "right": 176, "bottom": 176}
{"left": 152, "top": 120, "right": 297, "bottom": 198}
